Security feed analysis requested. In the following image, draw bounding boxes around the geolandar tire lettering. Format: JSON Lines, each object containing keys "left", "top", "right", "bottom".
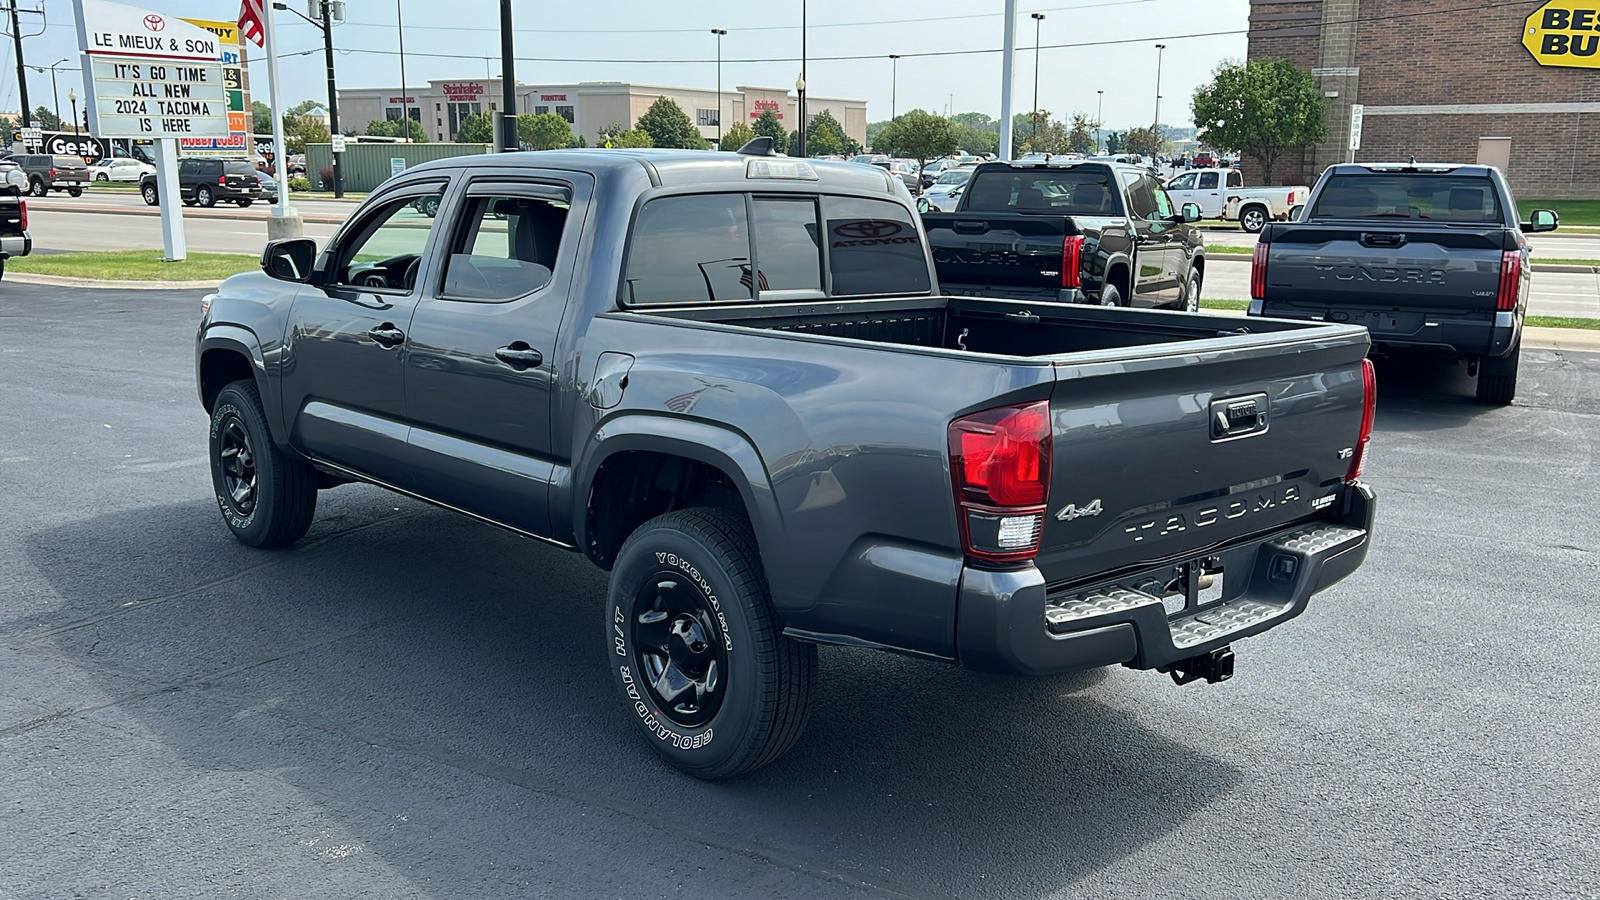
{"left": 605, "top": 508, "right": 815, "bottom": 779}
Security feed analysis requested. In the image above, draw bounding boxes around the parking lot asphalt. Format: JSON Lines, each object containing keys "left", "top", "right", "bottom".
{"left": 2, "top": 282, "right": 1597, "bottom": 899}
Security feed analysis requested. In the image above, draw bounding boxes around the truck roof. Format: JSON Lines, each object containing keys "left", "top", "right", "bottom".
{"left": 403, "top": 149, "right": 902, "bottom": 193}
{"left": 1323, "top": 162, "right": 1499, "bottom": 177}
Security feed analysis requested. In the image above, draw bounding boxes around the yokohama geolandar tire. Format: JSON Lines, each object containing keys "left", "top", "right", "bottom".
{"left": 209, "top": 380, "right": 318, "bottom": 547}
{"left": 1476, "top": 342, "right": 1520, "bottom": 405}
{"left": 607, "top": 508, "right": 817, "bottom": 779}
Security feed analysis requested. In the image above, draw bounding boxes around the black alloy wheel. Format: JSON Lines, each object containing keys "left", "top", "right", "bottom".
{"left": 216, "top": 417, "right": 258, "bottom": 519}
{"left": 630, "top": 572, "right": 728, "bottom": 727}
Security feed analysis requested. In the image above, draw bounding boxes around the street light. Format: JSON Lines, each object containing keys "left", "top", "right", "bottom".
{"left": 1030, "top": 13, "right": 1044, "bottom": 141}
{"left": 1153, "top": 43, "right": 1166, "bottom": 134}
{"left": 889, "top": 54, "right": 899, "bottom": 121}
{"left": 712, "top": 29, "right": 727, "bottom": 145}
{"left": 795, "top": 74, "right": 807, "bottom": 158}
{"left": 68, "top": 88, "right": 78, "bottom": 136}
{"left": 272, "top": 1, "right": 344, "bottom": 197}
{"left": 26, "top": 58, "right": 68, "bottom": 131}
{"left": 1096, "top": 89, "right": 1104, "bottom": 153}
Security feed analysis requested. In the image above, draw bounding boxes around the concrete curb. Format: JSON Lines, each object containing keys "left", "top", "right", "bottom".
{"left": 5, "top": 272, "right": 225, "bottom": 290}
{"left": 1203, "top": 253, "right": 1597, "bottom": 274}
{"left": 26, "top": 202, "right": 348, "bottom": 226}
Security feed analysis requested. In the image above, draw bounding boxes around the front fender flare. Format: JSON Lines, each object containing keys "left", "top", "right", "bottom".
{"left": 571, "top": 414, "right": 783, "bottom": 564}
{"left": 198, "top": 325, "right": 286, "bottom": 445}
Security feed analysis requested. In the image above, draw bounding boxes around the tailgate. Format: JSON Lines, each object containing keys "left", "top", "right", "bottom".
{"left": 924, "top": 213, "right": 1073, "bottom": 292}
{"left": 1034, "top": 326, "right": 1370, "bottom": 587}
{"left": 1262, "top": 223, "right": 1508, "bottom": 311}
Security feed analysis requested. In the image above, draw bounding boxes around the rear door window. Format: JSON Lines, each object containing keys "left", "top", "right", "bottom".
{"left": 823, "top": 195, "right": 930, "bottom": 296}
{"left": 1198, "top": 171, "right": 1220, "bottom": 190}
{"left": 440, "top": 188, "right": 570, "bottom": 301}
{"left": 623, "top": 193, "right": 752, "bottom": 305}
{"left": 962, "top": 167, "right": 1121, "bottom": 215}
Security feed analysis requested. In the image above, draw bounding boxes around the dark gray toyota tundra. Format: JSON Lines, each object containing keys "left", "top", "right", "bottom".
{"left": 197, "top": 145, "right": 1378, "bottom": 778}
{"left": 1248, "top": 162, "right": 1557, "bottom": 405}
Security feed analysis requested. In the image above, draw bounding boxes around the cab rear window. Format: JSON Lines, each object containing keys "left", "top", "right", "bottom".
{"left": 1312, "top": 174, "right": 1503, "bottom": 222}
{"left": 223, "top": 161, "right": 257, "bottom": 176}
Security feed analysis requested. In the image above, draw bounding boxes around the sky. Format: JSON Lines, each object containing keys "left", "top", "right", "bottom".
{"left": 4, "top": 0, "right": 1250, "bottom": 131}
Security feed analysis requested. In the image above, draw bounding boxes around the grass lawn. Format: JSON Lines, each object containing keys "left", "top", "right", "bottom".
{"left": 1205, "top": 244, "right": 1252, "bottom": 254}
{"left": 1519, "top": 199, "right": 1600, "bottom": 226}
{"left": 8, "top": 250, "right": 257, "bottom": 281}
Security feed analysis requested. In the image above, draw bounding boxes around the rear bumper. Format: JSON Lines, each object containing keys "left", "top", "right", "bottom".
{"left": 942, "top": 283, "right": 1087, "bottom": 304}
{"left": 955, "top": 482, "right": 1376, "bottom": 676}
{"left": 1250, "top": 300, "right": 1517, "bottom": 359}
{"left": 0, "top": 233, "right": 30, "bottom": 258}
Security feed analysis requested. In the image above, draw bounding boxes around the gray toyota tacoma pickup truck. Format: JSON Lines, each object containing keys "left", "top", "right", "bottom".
{"left": 197, "top": 143, "right": 1378, "bottom": 778}
{"left": 1248, "top": 162, "right": 1557, "bottom": 404}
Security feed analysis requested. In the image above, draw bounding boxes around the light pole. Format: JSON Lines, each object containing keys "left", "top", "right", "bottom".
{"left": 1096, "top": 89, "right": 1104, "bottom": 153}
{"left": 712, "top": 29, "right": 726, "bottom": 145}
{"left": 498, "top": 0, "right": 516, "bottom": 151}
{"left": 27, "top": 58, "right": 67, "bottom": 131}
{"left": 795, "top": 74, "right": 806, "bottom": 158}
{"left": 889, "top": 54, "right": 899, "bottom": 121}
{"left": 396, "top": 0, "right": 410, "bottom": 141}
{"left": 798, "top": 0, "right": 807, "bottom": 157}
{"left": 272, "top": 1, "right": 343, "bottom": 196}
{"left": 1153, "top": 43, "right": 1166, "bottom": 134}
{"left": 69, "top": 88, "right": 78, "bottom": 135}
{"left": 1030, "top": 13, "right": 1044, "bottom": 141}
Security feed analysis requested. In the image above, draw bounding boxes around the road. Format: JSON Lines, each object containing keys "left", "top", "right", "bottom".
{"left": 3, "top": 281, "right": 1598, "bottom": 899}
{"left": 1202, "top": 254, "right": 1600, "bottom": 317}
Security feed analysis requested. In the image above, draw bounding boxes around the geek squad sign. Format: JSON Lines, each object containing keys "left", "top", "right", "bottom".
{"left": 1524, "top": 0, "right": 1600, "bottom": 67}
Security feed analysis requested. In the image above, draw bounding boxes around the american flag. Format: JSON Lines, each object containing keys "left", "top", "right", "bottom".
{"left": 738, "top": 265, "right": 769, "bottom": 293}
{"left": 239, "top": 0, "right": 266, "bottom": 46}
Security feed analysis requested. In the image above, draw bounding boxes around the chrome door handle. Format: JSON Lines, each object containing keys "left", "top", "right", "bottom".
{"left": 367, "top": 325, "right": 405, "bottom": 346}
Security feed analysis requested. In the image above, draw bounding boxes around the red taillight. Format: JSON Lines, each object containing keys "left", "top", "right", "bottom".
{"left": 1061, "top": 235, "right": 1084, "bottom": 289}
{"left": 1346, "top": 358, "right": 1376, "bottom": 482}
{"left": 1495, "top": 250, "right": 1521, "bottom": 312}
{"left": 47, "top": 168, "right": 56, "bottom": 178}
{"left": 1250, "top": 243, "right": 1269, "bottom": 299}
{"left": 949, "top": 401, "right": 1052, "bottom": 562}
{"left": 18, "top": 199, "right": 26, "bottom": 232}
{"left": 219, "top": 175, "right": 228, "bottom": 185}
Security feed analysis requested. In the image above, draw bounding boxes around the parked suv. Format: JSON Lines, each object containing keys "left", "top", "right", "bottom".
{"left": 140, "top": 158, "right": 264, "bottom": 208}
{"left": 12, "top": 154, "right": 88, "bottom": 197}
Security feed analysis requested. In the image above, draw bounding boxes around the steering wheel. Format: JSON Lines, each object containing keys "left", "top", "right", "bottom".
{"left": 401, "top": 257, "right": 423, "bottom": 291}
{"left": 360, "top": 271, "right": 389, "bottom": 289}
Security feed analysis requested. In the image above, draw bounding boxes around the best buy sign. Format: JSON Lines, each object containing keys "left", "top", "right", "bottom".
{"left": 1525, "top": 1, "right": 1600, "bottom": 67}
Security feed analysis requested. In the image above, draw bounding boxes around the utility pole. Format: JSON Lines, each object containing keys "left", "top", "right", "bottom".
{"left": 499, "top": 0, "right": 516, "bottom": 150}
{"left": 889, "top": 55, "right": 898, "bottom": 121}
{"left": 1095, "top": 89, "right": 1104, "bottom": 153}
{"left": 273, "top": 1, "right": 343, "bottom": 196}
{"left": 1153, "top": 43, "right": 1166, "bottom": 134}
{"left": 9, "top": 0, "right": 30, "bottom": 128}
{"left": 1030, "top": 13, "right": 1044, "bottom": 141}
{"left": 395, "top": 0, "right": 409, "bottom": 140}
{"left": 797, "top": 0, "right": 806, "bottom": 157}
{"left": 712, "top": 29, "right": 726, "bottom": 145}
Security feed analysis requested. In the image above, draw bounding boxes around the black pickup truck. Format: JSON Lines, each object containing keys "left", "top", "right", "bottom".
{"left": 922, "top": 159, "right": 1206, "bottom": 310}
{"left": 198, "top": 145, "right": 1377, "bottom": 778}
{"left": 1249, "top": 163, "right": 1557, "bottom": 405}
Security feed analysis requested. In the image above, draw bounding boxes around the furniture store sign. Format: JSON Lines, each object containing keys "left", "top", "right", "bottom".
{"left": 1524, "top": 0, "right": 1600, "bottom": 67}
{"left": 70, "top": 0, "right": 230, "bottom": 139}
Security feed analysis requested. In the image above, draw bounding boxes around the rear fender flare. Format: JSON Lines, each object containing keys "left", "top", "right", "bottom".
{"left": 573, "top": 415, "right": 783, "bottom": 562}
{"left": 1100, "top": 252, "right": 1133, "bottom": 297}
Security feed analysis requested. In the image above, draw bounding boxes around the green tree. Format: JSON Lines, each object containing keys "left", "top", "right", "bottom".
{"left": 365, "top": 117, "right": 426, "bottom": 141}
{"left": 0, "top": 116, "right": 14, "bottom": 145}
{"left": 1067, "top": 114, "right": 1095, "bottom": 154}
{"left": 874, "top": 110, "right": 958, "bottom": 180}
{"left": 1191, "top": 57, "right": 1326, "bottom": 185}
{"left": 951, "top": 111, "right": 998, "bottom": 132}
{"left": 1122, "top": 125, "right": 1161, "bottom": 158}
{"left": 865, "top": 119, "right": 890, "bottom": 149}
{"left": 616, "top": 129, "right": 654, "bottom": 148}
{"left": 1012, "top": 110, "right": 1067, "bottom": 155}
{"left": 32, "top": 106, "right": 62, "bottom": 131}
{"left": 455, "top": 112, "right": 494, "bottom": 143}
{"left": 952, "top": 123, "right": 999, "bottom": 156}
{"left": 517, "top": 112, "right": 573, "bottom": 150}
{"left": 718, "top": 120, "right": 756, "bottom": 151}
{"left": 635, "top": 97, "right": 706, "bottom": 149}
{"left": 752, "top": 108, "right": 786, "bottom": 148}
{"left": 1104, "top": 130, "right": 1124, "bottom": 154}
{"left": 251, "top": 100, "right": 273, "bottom": 136}
{"left": 573, "top": 134, "right": 588, "bottom": 148}
{"left": 283, "top": 114, "right": 329, "bottom": 153}
{"left": 801, "top": 109, "right": 851, "bottom": 157}
{"left": 286, "top": 99, "right": 326, "bottom": 118}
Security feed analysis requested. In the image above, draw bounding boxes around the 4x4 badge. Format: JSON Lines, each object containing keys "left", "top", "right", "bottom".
{"left": 1056, "top": 499, "right": 1103, "bottom": 521}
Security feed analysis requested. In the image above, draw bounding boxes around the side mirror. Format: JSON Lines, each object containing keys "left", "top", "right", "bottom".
{"left": 261, "top": 237, "right": 316, "bottom": 283}
{"left": 1525, "top": 209, "right": 1558, "bottom": 233}
{"left": 1288, "top": 204, "right": 1306, "bottom": 222}
{"left": 1179, "top": 202, "right": 1202, "bottom": 224}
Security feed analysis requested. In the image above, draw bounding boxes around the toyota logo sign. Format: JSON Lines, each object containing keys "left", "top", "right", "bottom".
{"left": 832, "top": 220, "right": 902, "bottom": 239}
{"left": 143, "top": 13, "right": 166, "bottom": 31}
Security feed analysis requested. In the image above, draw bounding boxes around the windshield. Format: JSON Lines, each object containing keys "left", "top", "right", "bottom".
{"left": 1311, "top": 173, "right": 1504, "bottom": 222}
{"left": 935, "top": 169, "right": 972, "bottom": 185}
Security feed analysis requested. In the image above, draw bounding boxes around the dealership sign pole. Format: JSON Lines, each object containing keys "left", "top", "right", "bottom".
{"left": 71, "top": 0, "right": 229, "bottom": 261}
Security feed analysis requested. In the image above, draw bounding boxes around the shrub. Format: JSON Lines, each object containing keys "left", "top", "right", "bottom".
{"left": 318, "top": 167, "right": 334, "bottom": 189}
{"left": 289, "top": 177, "right": 311, "bottom": 192}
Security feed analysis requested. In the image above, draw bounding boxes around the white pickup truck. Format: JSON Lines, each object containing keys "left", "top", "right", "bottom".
{"left": 1164, "top": 167, "right": 1309, "bottom": 233}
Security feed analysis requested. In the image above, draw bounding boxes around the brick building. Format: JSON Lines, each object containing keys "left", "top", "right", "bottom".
{"left": 1247, "top": 0, "right": 1599, "bottom": 198}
